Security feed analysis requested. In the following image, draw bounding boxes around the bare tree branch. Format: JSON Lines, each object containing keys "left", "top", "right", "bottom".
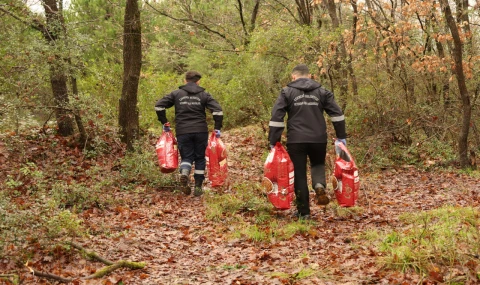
{"left": 0, "top": 6, "right": 46, "bottom": 33}
{"left": 270, "top": 0, "right": 300, "bottom": 25}
{"left": 68, "top": 241, "right": 114, "bottom": 265}
{"left": 236, "top": 0, "right": 249, "bottom": 38}
{"left": 250, "top": 0, "right": 261, "bottom": 33}
{"left": 26, "top": 241, "right": 146, "bottom": 284}
{"left": 145, "top": 2, "right": 237, "bottom": 50}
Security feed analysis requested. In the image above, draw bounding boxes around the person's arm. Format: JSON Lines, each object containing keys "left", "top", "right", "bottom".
{"left": 205, "top": 93, "right": 223, "bottom": 130}
{"left": 154, "top": 92, "right": 175, "bottom": 124}
{"left": 268, "top": 89, "right": 288, "bottom": 146}
{"left": 322, "top": 90, "right": 346, "bottom": 140}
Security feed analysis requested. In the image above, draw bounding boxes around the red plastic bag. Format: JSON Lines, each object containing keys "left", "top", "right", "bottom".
{"left": 155, "top": 131, "right": 179, "bottom": 173}
{"left": 263, "top": 142, "right": 295, "bottom": 210}
{"left": 206, "top": 131, "right": 228, "bottom": 187}
{"left": 332, "top": 141, "right": 359, "bottom": 207}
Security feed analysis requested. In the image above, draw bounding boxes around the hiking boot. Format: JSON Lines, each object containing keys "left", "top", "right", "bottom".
{"left": 182, "top": 185, "right": 192, "bottom": 195}
{"left": 292, "top": 211, "right": 311, "bottom": 220}
{"left": 193, "top": 180, "right": 204, "bottom": 197}
{"left": 314, "top": 183, "right": 330, "bottom": 205}
{"left": 180, "top": 169, "right": 191, "bottom": 195}
{"left": 180, "top": 169, "right": 190, "bottom": 186}
{"left": 299, "top": 214, "right": 311, "bottom": 221}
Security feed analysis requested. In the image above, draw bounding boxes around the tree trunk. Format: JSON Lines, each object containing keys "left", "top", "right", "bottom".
{"left": 439, "top": 0, "right": 472, "bottom": 168}
{"left": 71, "top": 76, "right": 87, "bottom": 145}
{"left": 326, "top": 0, "right": 349, "bottom": 111}
{"left": 119, "top": 0, "right": 142, "bottom": 150}
{"left": 42, "top": 0, "right": 74, "bottom": 136}
{"left": 50, "top": 71, "right": 74, "bottom": 136}
{"left": 295, "top": 0, "right": 312, "bottom": 26}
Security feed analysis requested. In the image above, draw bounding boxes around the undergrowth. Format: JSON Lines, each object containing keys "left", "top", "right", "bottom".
{"left": 363, "top": 206, "right": 480, "bottom": 282}
{"left": 0, "top": 128, "right": 175, "bottom": 261}
{"left": 204, "top": 181, "right": 318, "bottom": 242}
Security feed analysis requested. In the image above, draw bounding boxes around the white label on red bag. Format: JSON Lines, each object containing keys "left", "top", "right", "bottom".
{"left": 272, "top": 182, "right": 278, "bottom": 194}
{"left": 265, "top": 152, "right": 274, "bottom": 164}
{"left": 156, "top": 141, "right": 165, "bottom": 149}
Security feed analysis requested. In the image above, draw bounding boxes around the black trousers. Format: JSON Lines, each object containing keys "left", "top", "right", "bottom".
{"left": 287, "top": 143, "right": 327, "bottom": 215}
{"left": 177, "top": 132, "right": 209, "bottom": 182}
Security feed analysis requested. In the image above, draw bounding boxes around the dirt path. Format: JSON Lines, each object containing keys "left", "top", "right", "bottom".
{"left": 5, "top": 126, "right": 480, "bottom": 284}
{"left": 41, "top": 168, "right": 477, "bottom": 285}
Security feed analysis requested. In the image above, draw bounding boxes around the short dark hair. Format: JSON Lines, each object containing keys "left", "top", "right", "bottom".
{"left": 291, "top": 64, "right": 310, "bottom": 76}
{"left": 185, "top": 71, "right": 202, "bottom": 82}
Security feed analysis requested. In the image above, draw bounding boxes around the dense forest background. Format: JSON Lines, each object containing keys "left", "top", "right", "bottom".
{"left": 1, "top": 0, "right": 479, "bottom": 167}
{"left": 1, "top": 0, "right": 480, "bottom": 284}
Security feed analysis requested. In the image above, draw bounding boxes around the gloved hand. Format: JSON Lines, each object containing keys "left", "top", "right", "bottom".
{"left": 215, "top": 129, "right": 221, "bottom": 138}
{"left": 163, "top": 122, "right": 171, "bottom": 132}
{"left": 336, "top": 138, "right": 347, "bottom": 146}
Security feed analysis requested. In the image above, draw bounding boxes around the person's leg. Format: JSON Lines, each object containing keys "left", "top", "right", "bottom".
{"left": 308, "top": 143, "right": 328, "bottom": 205}
{"left": 192, "top": 132, "right": 209, "bottom": 196}
{"left": 287, "top": 143, "right": 310, "bottom": 216}
{"left": 177, "top": 133, "right": 195, "bottom": 194}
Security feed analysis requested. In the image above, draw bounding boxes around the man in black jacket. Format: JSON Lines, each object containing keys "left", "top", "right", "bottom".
{"left": 268, "top": 64, "right": 346, "bottom": 219}
{"left": 155, "top": 71, "right": 223, "bottom": 196}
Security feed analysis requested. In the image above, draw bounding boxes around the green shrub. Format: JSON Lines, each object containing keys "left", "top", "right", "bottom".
{"left": 51, "top": 181, "right": 102, "bottom": 211}
{"left": 204, "top": 182, "right": 272, "bottom": 221}
{"left": 375, "top": 206, "right": 480, "bottom": 279}
{"left": 119, "top": 137, "right": 176, "bottom": 189}
{"left": 46, "top": 209, "right": 85, "bottom": 238}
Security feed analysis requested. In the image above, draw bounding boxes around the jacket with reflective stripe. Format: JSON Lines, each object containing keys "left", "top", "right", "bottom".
{"left": 155, "top": 82, "right": 223, "bottom": 136}
{"left": 268, "top": 78, "right": 346, "bottom": 145}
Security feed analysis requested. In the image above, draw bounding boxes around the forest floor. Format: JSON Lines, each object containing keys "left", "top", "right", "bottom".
{"left": 1, "top": 125, "right": 480, "bottom": 285}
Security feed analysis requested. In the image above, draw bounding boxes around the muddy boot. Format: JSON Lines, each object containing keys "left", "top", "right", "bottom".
{"left": 180, "top": 169, "right": 191, "bottom": 195}
{"left": 314, "top": 183, "right": 330, "bottom": 205}
{"left": 193, "top": 180, "right": 204, "bottom": 197}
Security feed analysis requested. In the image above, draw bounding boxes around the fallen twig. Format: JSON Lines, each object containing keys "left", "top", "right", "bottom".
{"left": 0, "top": 274, "right": 20, "bottom": 285}
{"left": 67, "top": 241, "right": 114, "bottom": 265}
{"left": 26, "top": 241, "right": 146, "bottom": 283}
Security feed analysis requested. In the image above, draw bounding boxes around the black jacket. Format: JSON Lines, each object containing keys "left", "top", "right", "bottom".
{"left": 155, "top": 82, "right": 223, "bottom": 136}
{"left": 268, "top": 78, "right": 346, "bottom": 145}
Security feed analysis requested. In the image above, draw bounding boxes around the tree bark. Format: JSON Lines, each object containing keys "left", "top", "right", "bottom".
{"left": 250, "top": 0, "right": 261, "bottom": 33}
{"left": 295, "top": 0, "right": 313, "bottom": 26}
{"left": 439, "top": 0, "right": 472, "bottom": 168}
{"left": 42, "top": 0, "right": 74, "bottom": 136}
{"left": 119, "top": 0, "right": 142, "bottom": 151}
{"left": 71, "top": 76, "right": 87, "bottom": 145}
{"left": 326, "top": 0, "right": 349, "bottom": 111}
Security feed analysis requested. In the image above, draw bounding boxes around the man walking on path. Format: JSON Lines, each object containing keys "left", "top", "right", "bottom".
{"left": 268, "top": 64, "right": 347, "bottom": 219}
{"left": 155, "top": 71, "right": 223, "bottom": 196}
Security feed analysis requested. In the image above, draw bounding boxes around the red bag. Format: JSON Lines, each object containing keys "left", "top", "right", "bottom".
{"left": 155, "top": 131, "right": 179, "bottom": 173}
{"left": 332, "top": 141, "right": 359, "bottom": 207}
{"left": 263, "top": 142, "right": 295, "bottom": 210}
{"left": 206, "top": 131, "right": 228, "bottom": 187}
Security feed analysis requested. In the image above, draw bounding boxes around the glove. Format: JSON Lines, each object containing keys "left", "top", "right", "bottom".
{"left": 215, "top": 129, "right": 221, "bottom": 138}
{"left": 336, "top": 138, "right": 346, "bottom": 146}
{"left": 163, "top": 122, "right": 171, "bottom": 132}
{"left": 269, "top": 144, "right": 275, "bottom": 150}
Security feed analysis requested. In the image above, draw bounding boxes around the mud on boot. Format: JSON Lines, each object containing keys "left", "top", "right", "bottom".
{"left": 314, "top": 183, "right": 330, "bottom": 205}
{"left": 194, "top": 180, "right": 204, "bottom": 197}
{"left": 180, "top": 169, "right": 191, "bottom": 195}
